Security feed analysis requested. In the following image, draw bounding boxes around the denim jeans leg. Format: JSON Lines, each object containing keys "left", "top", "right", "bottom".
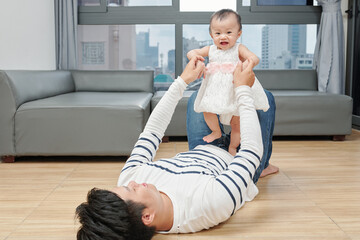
{"left": 187, "top": 89, "right": 276, "bottom": 184}
{"left": 186, "top": 91, "right": 226, "bottom": 150}
{"left": 252, "top": 90, "right": 276, "bottom": 184}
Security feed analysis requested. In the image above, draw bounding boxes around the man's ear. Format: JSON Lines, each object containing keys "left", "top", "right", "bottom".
{"left": 141, "top": 209, "right": 155, "bottom": 226}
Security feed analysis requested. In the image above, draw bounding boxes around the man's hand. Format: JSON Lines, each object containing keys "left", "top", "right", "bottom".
{"left": 233, "top": 59, "right": 255, "bottom": 88}
{"left": 242, "top": 59, "right": 250, "bottom": 70}
{"left": 180, "top": 57, "right": 205, "bottom": 84}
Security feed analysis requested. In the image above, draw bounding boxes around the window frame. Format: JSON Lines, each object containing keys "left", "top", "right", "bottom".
{"left": 250, "top": 0, "right": 321, "bottom": 13}
{"left": 78, "top": 0, "right": 321, "bottom": 77}
{"left": 78, "top": 0, "right": 107, "bottom": 13}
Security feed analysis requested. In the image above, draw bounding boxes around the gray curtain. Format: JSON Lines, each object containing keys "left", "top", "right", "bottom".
{"left": 55, "top": 0, "right": 78, "bottom": 70}
{"left": 313, "top": 0, "right": 345, "bottom": 94}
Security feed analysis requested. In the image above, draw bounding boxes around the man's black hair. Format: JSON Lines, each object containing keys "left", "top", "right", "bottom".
{"left": 75, "top": 188, "right": 156, "bottom": 240}
{"left": 209, "top": 8, "right": 242, "bottom": 32}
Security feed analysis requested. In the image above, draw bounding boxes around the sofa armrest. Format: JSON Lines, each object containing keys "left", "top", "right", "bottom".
{"left": 0, "top": 70, "right": 75, "bottom": 156}
{"left": 2, "top": 70, "right": 75, "bottom": 107}
{"left": 0, "top": 71, "right": 17, "bottom": 155}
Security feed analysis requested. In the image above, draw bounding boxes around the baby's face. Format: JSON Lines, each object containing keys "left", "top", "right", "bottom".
{"left": 210, "top": 14, "right": 241, "bottom": 50}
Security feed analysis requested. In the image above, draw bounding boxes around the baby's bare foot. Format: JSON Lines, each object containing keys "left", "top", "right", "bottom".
{"left": 203, "top": 131, "right": 221, "bottom": 143}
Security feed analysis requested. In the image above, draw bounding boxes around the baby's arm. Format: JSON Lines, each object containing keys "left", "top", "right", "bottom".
{"left": 187, "top": 46, "right": 210, "bottom": 60}
{"left": 238, "top": 44, "right": 260, "bottom": 66}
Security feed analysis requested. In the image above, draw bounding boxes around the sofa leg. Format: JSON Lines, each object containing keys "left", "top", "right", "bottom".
{"left": 1, "top": 155, "right": 15, "bottom": 163}
{"left": 162, "top": 136, "right": 169, "bottom": 143}
{"left": 332, "top": 135, "right": 346, "bottom": 141}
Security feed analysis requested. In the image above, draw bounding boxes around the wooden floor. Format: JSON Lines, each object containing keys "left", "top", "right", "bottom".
{"left": 1, "top": 130, "right": 360, "bottom": 240}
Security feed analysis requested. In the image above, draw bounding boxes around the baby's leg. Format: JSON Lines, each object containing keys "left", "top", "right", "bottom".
{"left": 229, "top": 116, "right": 241, "bottom": 156}
{"left": 203, "top": 112, "right": 222, "bottom": 143}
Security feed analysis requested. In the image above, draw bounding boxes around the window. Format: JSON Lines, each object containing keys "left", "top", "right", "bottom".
{"left": 183, "top": 24, "right": 317, "bottom": 70}
{"left": 257, "top": 0, "right": 319, "bottom": 6}
{"left": 79, "top": 0, "right": 101, "bottom": 6}
{"left": 78, "top": 24, "right": 175, "bottom": 90}
{"left": 241, "top": 0, "right": 316, "bottom": 7}
{"left": 78, "top": 0, "right": 321, "bottom": 91}
{"left": 182, "top": 23, "right": 316, "bottom": 90}
{"left": 249, "top": 0, "right": 321, "bottom": 12}
{"left": 180, "top": 0, "right": 236, "bottom": 12}
{"left": 108, "top": 0, "right": 172, "bottom": 7}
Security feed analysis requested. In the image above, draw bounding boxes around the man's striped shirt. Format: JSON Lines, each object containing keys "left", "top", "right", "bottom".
{"left": 117, "top": 77, "right": 263, "bottom": 233}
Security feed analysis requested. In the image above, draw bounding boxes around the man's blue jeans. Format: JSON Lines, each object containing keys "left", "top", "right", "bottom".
{"left": 186, "top": 89, "right": 276, "bottom": 184}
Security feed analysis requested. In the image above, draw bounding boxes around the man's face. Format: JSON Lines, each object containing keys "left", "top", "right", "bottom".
{"left": 112, "top": 181, "right": 162, "bottom": 210}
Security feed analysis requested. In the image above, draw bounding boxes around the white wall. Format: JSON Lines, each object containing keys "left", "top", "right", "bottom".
{"left": 0, "top": 0, "right": 55, "bottom": 70}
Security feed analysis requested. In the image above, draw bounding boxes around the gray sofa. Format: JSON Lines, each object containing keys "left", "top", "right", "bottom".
{"left": 152, "top": 70, "right": 353, "bottom": 138}
{"left": 0, "top": 70, "right": 154, "bottom": 162}
{"left": 0, "top": 69, "right": 353, "bottom": 163}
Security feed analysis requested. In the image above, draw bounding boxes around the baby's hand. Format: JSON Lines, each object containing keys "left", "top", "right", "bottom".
{"left": 191, "top": 55, "right": 205, "bottom": 63}
{"left": 187, "top": 50, "right": 205, "bottom": 62}
{"left": 190, "top": 54, "right": 205, "bottom": 62}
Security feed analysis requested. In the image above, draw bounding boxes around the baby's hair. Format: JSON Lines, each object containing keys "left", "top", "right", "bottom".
{"left": 209, "top": 9, "right": 242, "bottom": 33}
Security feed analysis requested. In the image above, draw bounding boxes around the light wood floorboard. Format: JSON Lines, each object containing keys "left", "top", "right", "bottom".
{"left": 1, "top": 130, "right": 359, "bottom": 240}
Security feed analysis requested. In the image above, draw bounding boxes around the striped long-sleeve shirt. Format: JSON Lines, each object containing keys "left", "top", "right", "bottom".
{"left": 117, "top": 76, "right": 263, "bottom": 233}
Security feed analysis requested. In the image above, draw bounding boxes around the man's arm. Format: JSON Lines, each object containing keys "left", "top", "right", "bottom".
{"left": 121, "top": 58, "right": 205, "bottom": 172}
{"left": 205, "top": 61, "right": 263, "bottom": 217}
{"left": 232, "top": 60, "right": 263, "bottom": 158}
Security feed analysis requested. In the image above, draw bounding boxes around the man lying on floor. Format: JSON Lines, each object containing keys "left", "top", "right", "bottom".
{"left": 75, "top": 57, "right": 278, "bottom": 240}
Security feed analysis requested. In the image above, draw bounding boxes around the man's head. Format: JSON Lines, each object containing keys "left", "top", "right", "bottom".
{"left": 75, "top": 188, "right": 155, "bottom": 240}
{"left": 111, "top": 181, "right": 165, "bottom": 226}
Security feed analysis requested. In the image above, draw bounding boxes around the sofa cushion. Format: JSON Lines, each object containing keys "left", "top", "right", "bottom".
{"left": 151, "top": 90, "right": 353, "bottom": 137}
{"left": 151, "top": 90, "right": 195, "bottom": 136}
{"left": 15, "top": 92, "right": 153, "bottom": 155}
{"left": 271, "top": 90, "right": 353, "bottom": 135}
{"left": 255, "top": 70, "right": 317, "bottom": 91}
{"left": 71, "top": 70, "right": 154, "bottom": 93}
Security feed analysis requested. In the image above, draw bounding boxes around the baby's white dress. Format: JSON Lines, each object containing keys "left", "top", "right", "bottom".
{"left": 194, "top": 43, "right": 270, "bottom": 125}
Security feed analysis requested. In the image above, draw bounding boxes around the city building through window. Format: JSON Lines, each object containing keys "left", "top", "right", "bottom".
{"left": 78, "top": 0, "right": 320, "bottom": 91}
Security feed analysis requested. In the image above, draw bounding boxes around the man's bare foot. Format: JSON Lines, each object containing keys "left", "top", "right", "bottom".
{"left": 228, "top": 146, "right": 237, "bottom": 156}
{"left": 203, "top": 131, "right": 221, "bottom": 143}
{"left": 260, "top": 164, "right": 279, "bottom": 178}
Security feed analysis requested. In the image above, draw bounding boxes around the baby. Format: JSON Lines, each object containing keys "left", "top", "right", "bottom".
{"left": 187, "top": 9, "right": 269, "bottom": 156}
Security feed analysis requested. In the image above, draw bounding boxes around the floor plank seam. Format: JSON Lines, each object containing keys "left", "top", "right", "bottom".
{"left": 292, "top": 179, "right": 353, "bottom": 239}
{"left": 327, "top": 213, "right": 352, "bottom": 239}
{"left": 4, "top": 164, "right": 79, "bottom": 239}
